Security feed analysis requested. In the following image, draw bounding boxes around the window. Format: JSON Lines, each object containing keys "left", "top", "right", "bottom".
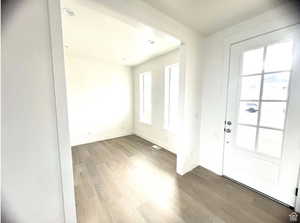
{"left": 236, "top": 40, "right": 293, "bottom": 158}
{"left": 139, "top": 72, "right": 152, "bottom": 124}
{"left": 164, "top": 64, "right": 179, "bottom": 131}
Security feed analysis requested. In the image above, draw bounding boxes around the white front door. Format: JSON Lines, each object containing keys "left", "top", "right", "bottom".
{"left": 223, "top": 25, "right": 300, "bottom": 207}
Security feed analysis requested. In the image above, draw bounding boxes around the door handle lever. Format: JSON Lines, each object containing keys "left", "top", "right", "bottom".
{"left": 245, "top": 108, "right": 259, "bottom": 113}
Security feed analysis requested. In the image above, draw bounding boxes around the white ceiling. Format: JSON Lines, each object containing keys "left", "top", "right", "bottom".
{"left": 141, "top": 0, "right": 285, "bottom": 35}
{"left": 61, "top": 0, "right": 180, "bottom": 66}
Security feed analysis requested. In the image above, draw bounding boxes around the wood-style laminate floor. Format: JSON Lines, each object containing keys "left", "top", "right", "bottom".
{"left": 72, "top": 135, "right": 291, "bottom": 223}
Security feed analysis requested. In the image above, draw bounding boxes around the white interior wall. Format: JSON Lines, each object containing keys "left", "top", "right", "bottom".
{"left": 199, "top": 5, "right": 300, "bottom": 175}
{"left": 2, "top": 1, "right": 74, "bottom": 222}
{"left": 133, "top": 49, "right": 179, "bottom": 154}
{"left": 64, "top": 52, "right": 133, "bottom": 146}
{"left": 95, "top": 0, "right": 203, "bottom": 175}
{"left": 3, "top": 2, "right": 299, "bottom": 223}
{"left": 63, "top": 0, "right": 204, "bottom": 175}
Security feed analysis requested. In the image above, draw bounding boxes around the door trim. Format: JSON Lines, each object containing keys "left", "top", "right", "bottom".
{"left": 221, "top": 23, "right": 300, "bottom": 211}
{"left": 47, "top": 1, "right": 77, "bottom": 223}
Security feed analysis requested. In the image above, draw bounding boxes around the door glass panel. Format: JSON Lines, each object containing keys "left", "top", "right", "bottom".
{"left": 238, "top": 102, "right": 259, "bottom": 125}
{"left": 264, "top": 41, "right": 293, "bottom": 72}
{"left": 242, "top": 48, "right": 264, "bottom": 75}
{"left": 260, "top": 102, "right": 286, "bottom": 129}
{"left": 257, "top": 128, "right": 283, "bottom": 158}
{"left": 262, "top": 72, "right": 290, "bottom": 100}
{"left": 236, "top": 125, "right": 257, "bottom": 151}
{"left": 240, "top": 76, "right": 261, "bottom": 100}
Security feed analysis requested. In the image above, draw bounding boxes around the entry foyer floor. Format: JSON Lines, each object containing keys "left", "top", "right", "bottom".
{"left": 72, "top": 135, "right": 291, "bottom": 223}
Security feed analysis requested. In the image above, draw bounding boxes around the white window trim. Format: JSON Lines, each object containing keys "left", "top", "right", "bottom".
{"left": 139, "top": 72, "right": 152, "bottom": 124}
{"left": 164, "top": 63, "right": 179, "bottom": 132}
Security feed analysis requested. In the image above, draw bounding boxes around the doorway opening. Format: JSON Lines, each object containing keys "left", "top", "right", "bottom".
{"left": 59, "top": 0, "right": 184, "bottom": 221}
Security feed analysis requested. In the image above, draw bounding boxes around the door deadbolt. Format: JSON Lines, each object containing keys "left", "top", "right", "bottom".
{"left": 224, "top": 128, "right": 231, "bottom": 133}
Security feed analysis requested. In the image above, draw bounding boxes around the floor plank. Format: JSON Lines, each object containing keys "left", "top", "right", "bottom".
{"left": 72, "top": 135, "right": 291, "bottom": 223}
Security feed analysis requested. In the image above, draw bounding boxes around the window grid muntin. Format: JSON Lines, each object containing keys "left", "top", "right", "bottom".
{"left": 237, "top": 42, "right": 293, "bottom": 158}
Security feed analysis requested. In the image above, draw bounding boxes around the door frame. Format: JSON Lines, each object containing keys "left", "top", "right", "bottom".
{"left": 47, "top": 1, "right": 77, "bottom": 223}
{"left": 221, "top": 23, "right": 300, "bottom": 211}
{"left": 47, "top": 0, "right": 193, "bottom": 222}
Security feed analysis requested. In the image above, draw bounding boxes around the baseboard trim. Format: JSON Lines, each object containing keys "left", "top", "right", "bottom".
{"left": 177, "top": 161, "right": 199, "bottom": 176}
{"left": 72, "top": 132, "right": 177, "bottom": 155}
{"left": 133, "top": 133, "right": 177, "bottom": 154}
{"left": 71, "top": 133, "right": 133, "bottom": 148}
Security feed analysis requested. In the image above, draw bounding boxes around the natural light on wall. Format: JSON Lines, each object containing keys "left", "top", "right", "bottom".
{"left": 139, "top": 72, "right": 152, "bottom": 124}
{"left": 164, "top": 63, "right": 180, "bottom": 132}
